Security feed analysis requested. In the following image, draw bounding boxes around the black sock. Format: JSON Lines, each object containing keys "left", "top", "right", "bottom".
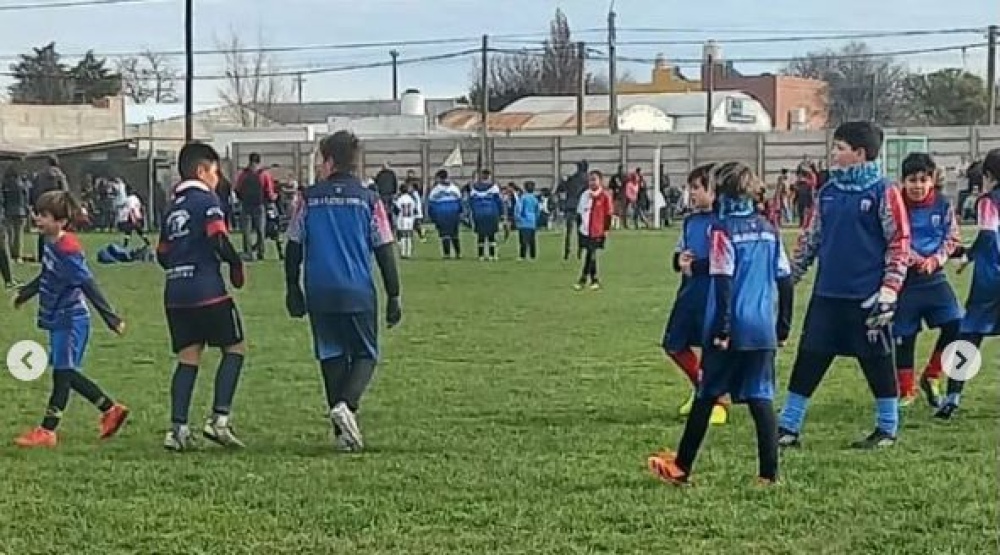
{"left": 453, "top": 236, "right": 461, "bottom": 256}
{"left": 340, "top": 357, "right": 377, "bottom": 412}
{"left": 320, "top": 356, "right": 350, "bottom": 410}
{"left": 0, "top": 250, "right": 11, "bottom": 283}
{"left": 748, "top": 400, "right": 779, "bottom": 481}
{"left": 41, "top": 372, "right": 73, "bottom": 431}
{"left": 477, "top": 241, "right": 485, "bottom": 258}
{"left": 442, "top": 238, "right": 451, "bottom": 257}
{"left": 70, "top": 372, "right": 114, "bottom": 412}
{"left": 170, "top": 363, "right": 199, "bottom": 425}
{"left": 676, "top": 397, "right": 714, "bottom": 474}
{"left": 212, "top": 352, "right": 244, "bottom": 416}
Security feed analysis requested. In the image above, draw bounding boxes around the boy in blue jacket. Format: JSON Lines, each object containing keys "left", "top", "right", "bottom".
{"left": 469, "top": 170, "right": 504, "bottom": 261}
{"left": 515, "top": 181, "right": 541, "bottom": 260}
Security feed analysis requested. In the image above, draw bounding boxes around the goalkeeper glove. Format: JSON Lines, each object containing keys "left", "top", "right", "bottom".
{"left": 862, "top": 286, "right": 898, "bottom": 329}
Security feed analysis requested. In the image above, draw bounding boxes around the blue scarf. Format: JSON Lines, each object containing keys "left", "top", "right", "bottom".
{"left": 717, "top": 195, "right": 755, "bottom": 219}
{"left": 828, "top": 162, "right": 882, "bottom": 192}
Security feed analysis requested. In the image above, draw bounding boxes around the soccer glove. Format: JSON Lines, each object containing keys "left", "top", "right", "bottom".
{"left": 862, "top": 286, "right": 898, "bottom": 329}
{"left": 386, "top": 296, "right": 402, "bottom": 328}
{"left": 285, "top": 286, "right": 306, "bottom": 318}
{"left": 229, "top": 263, "right": 245, "bottom": 289}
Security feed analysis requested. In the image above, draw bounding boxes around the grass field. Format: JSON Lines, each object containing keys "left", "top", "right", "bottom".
{"left": 0, "top": 229, "right": 996, "bottom": 554}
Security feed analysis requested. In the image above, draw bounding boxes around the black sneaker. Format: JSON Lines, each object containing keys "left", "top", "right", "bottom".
{"left": 850, "top": 429, "right": 896, "bottom": 450}
{"left": 777, "top": 427, "right": 801, "bottom": 448}
{"left": 934, "top": 403, "right": 959, "bottom": 421}
{"left": 919, "top": 374, "right": 942, "bottom": 409}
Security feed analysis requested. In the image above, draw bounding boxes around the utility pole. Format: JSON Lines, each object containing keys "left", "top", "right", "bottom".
{"left": 479, "top": 35, "right": 489, "bottom": 174}
{"left": 705, "top": 51, "right": 715, "bottom": 133}
{"left": 390, "top": 50, "right": 400, "bottom": 101}
{"left": 184, "top": 0, "right": 194, "bottom": 143}
{"left": 870, "top": 72, "right": 878, "bottom": 121}
{"left": 576, "top": 41, "right": 587, "bottom": 136}
{"left": 988, "top": 25, "right": 997, "bottom": 126}
{"left": 294, "top": 73, "right": 305, "bottom": 124}
{"left": 607, "top": 3, "right": 618, "bottom": 134}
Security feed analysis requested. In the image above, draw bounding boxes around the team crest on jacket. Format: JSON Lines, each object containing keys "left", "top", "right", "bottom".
{"left": 859, "top": 198, "right": 872, "bottom": 212}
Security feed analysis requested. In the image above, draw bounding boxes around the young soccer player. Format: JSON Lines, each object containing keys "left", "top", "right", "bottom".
{"left": 157, "top": 142, "right": 247, "bottom": 451}
{"left": 648, "top": 162, "right": 793, "bottom": 485}
{"left": 427, "top": 169, "right": 463, "bottom": 259}
{"left": 779, "top": 121, "right": 910, "bottom": 449}
{"left": 935, "top": 147, "right": 1000, "bottom": 419}
{"left": 893, "top": 153, "right": 962, "bottom": 408}
{"left": 117, "top": 186, "right": 149, "bottom": 248}
{"left": 469, "top": 169, "right": 504, "bottom": 260}
{"left": 284, "top": 130, "right": 402, "bottom": 452}
{"left": 514, "top": 181, "right": 540, "bottom": 260}
{"left": 574, "top": 170, "right": 612, "bottom": 290}
{"left": 264, "top": 202, "right": 285, "bottom": 260}
{"left": 12, "top": 190, "right": 130, "bottom": 447}
{"left": 394, "top": 183, "right": 418, "bottom": 259}
{"left": 661, "top": 163, "right": 728, "bottom": 425}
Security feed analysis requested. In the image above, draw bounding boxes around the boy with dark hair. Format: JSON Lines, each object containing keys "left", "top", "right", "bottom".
{"left": 936, "top": 147, "right": 1000, "bottom": 419}
{"left": 469, "top": 169, "right": 503, "bottom": 261}
{"left": 158, "top": 141, "right": 247, "bottom": 451}
{"left": 574, "top": 170, "right": 613, "bottom": 290}
{"left": 13, "top": 190, "right": 129, "bottom": 447}
{"left": 779, "top": 121, "right": 910, "bottom": 449}
{"left": 661, "top": 163, "right": 728, "bottom": 425}
{"left": 427, "top": 169, "right": 463, "bottom": 259}
{"left": 893, "top": 152, "right": 962, "bottom": 408}
{"left": 514, "top": 181, "right": 540, "bottom": 260}
{"left": 648, "top": 162, "right": 793, "bottom": 485}
{"left": 284, "top": 130, "right": 402, "bottom": 452}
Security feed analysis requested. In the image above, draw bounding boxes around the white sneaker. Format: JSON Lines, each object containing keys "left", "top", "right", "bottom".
{"left": 202, "top": 415, "right": 245, "bottom": 448}
{"left": 331, "top": 402, "right": 363, "bottom": 451}
{"left": 334, "top": 434, "right": 355, "bottom": 453}
{"left": 163, "top": 425, "right": 195, "bottom": 452}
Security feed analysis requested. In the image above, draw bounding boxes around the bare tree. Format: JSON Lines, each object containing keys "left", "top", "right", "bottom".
{"left": 116, "top": 49, "right": 179, "bottom": 103}
{"left": 216, "top": 30, "right": 288, "bottom": 127}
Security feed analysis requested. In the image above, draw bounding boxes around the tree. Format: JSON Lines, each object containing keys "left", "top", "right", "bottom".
{"left": 902, "top": 68, "right": 989, "bottom": 125}
{"left": 468, "top": 8, "right": 607, "bottom": 111}
{"left": 8, "top": 43, "right": 120, "bottom": 105}
{"left": 117, "top": 49, "right": 180, "bottom": 103}
{"left": 784, "top": 41, "right": 909, "bottom": 126}
{"left": 216, "top": 30, "right": 288, "bottom": 127}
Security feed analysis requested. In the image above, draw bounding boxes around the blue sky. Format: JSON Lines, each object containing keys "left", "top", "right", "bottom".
{"left": 0, "top": 0, "right": 994, "bottom": 104}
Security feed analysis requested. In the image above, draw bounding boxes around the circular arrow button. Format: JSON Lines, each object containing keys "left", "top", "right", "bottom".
{"left": 941, "top": 340, "right": 982, "bottom": 383}
{"left": 6, "top": 340, "right": 47, "bottom": 382}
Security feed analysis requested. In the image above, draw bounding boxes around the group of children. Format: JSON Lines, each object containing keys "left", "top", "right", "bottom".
{"left": 12, "top": 135, "right": 402, "bottom": 454}
{"left": 649, "top": 121, "right": 999, "bottom": 486}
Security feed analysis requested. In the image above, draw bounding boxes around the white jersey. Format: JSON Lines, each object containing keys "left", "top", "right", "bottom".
{"left": 118, "top": 194, "right": 142, "bottom": 223}
{"left": 410, "top": 191, "right": 424, "bottom": 219}
{"left": 394, "top": 195, "right": 417, "bottom": 231}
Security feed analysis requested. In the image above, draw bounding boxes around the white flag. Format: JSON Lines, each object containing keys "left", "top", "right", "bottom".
{"left": 443, "top": 144, "right": 463, "bottom": 168}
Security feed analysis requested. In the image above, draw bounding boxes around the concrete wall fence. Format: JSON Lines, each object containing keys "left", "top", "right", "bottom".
{"left": 232, "top": 125, "right": 1000, "bottom": 190}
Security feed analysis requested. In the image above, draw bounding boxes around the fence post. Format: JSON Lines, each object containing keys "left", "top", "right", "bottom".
{"left": 756, "top": 132, "right": 766, "bottom": 179}
{"left": 686, "top": 133, "right": 696, "bottom": 172}
{"left": 619, "top": 133, "right": 628, "bottom": 172}
{"left": 971, "top": 125, "right": 980, "bottom": 161}
{"left": 420, "top": 139, "right": 430, "bottom": 189}
{"left": 552, "top": 136, "right": 562, "bottom": 190}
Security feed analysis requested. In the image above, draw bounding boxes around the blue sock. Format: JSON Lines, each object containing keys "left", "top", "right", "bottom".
{"left": 779, "top": 392, "right": 810, "bottom": 434}
{"left": 946, "top": 392, "right": 962, "bottom": 406}
{"left": 875, "top": 397, "right": 899, "bottom": 436}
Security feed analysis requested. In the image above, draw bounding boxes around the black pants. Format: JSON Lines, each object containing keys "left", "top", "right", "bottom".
{"left": 518, "top": 229, "right": 537, "bottom": 259}
{"left": 563, "top": 212, "right": 579, "bottom": 259}
{"left": 579, "top": 239, "right": 601, "bottom": 283}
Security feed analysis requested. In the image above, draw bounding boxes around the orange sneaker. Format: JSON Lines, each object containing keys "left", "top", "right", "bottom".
{"left": 15, "top": 427, "right": 57, "bottom": 448}
{"left": 99, "top": 404, "right": 130, "bottom": 439}
{"left": 647, "top": 450, "right": 690, "bottom": 486}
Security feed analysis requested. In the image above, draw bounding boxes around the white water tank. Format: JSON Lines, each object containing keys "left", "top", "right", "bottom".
{"left": 400, "top": 89, "right": 425, "bottom": 116}
{"left": 703, "top": 40, "right": 722, "bottom": 62}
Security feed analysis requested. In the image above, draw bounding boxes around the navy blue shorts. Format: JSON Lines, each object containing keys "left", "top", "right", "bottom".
{"left": 434, "top": 216, "right": 460, "bottom": 238}
{"left": 474, "top": 217, "right": 499, "bottom": 238}
{"left": 309, "top": 311, "right": 378, "bottom": 361}
{"left": 661, "top": 309, "right": 704, "bottom": 352}
{"left": 698, "top": 348, "right": 776, "bottom": 403}
{"left": 893, "top": 281, "right": 963, "bottom": 337}
{"left": 960, "top": 299, "right": 1000, "bottom": 336}
{"left": 49, "top": 318, "right": 90, "bottom": 371}
{"left": 799, "top": 295, "right": 892, "bottom": 357}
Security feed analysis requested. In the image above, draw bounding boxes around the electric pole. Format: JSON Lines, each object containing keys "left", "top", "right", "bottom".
{"left": 479, "top": 35, "right": 489, "bottom": 173}
{"left": 390, "top": 50, "right": 400, "bottom": 101}
{"left": 184, "top": 0, "right": 193, "bottom": 143}
{"left": 576, "top": 41, "right": 587, "bottom": 136}
{"left": 988, "top": 25, "right": 997, "bottom": 125}
{"left": 608, "top": 3, "right": 619, "bottom": 134}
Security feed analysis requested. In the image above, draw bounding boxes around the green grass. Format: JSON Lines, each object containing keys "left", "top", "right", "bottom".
{"left": 0, "top": 230, "right": 996, "bottom": 554}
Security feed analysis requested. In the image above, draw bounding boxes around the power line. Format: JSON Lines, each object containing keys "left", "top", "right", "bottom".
{"left": 0, "top": 0, "right": 159, "bottom": 11}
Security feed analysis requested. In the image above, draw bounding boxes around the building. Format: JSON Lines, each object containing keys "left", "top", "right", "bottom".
{"left": 615, "top": 44, "right": 827, "bottom": 131}
{"left": 439, "top": 91, "right": 772, "bottom": 135}
{"left": 0, "top": 96, "right": 125, "bottom": 153}
{"left": 249, "top": 94, "right": 466, "bottom": 125}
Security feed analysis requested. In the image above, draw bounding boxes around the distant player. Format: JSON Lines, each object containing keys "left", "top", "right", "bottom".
{"left": 574, "top": 170, "right": 612, "bottom": 290}
{"left": 427, "top": 169, "right": 463, "bottom": 259}
{"left": 157, "top": 142, "right": 247, "bottom": 452}
{"left": 265, "top": 202, "right": 285, "bottom": 260}
{"left": 661, "top": 163, "right": 728, "bottom": 425}
{"left": 395, "top": 183, "right": 418, "bottom": 259}
{"left": 118, "top": 186, "right": 149, "bottom": 248}
{"left": 469, "top": 169, "right": 504, "bottom": 261}
{"left": 893, "top": 153, "right": 962, "bottom": 408}
{"left": 12, "top": 190, "right": 130, "bottom": 448}
{"left": 779, "top": 121, "right": 910, "bottom": 449}
{"left": 514, "top": 181, "right": 541, "bottom": 260}
{"left": 648, "top": 162, "right": 793, "bottom": 486}
{"left": 936, "top": 148, "right": 1000, "bottom": 419}
{"left": 284, "top": 130, "right": 403, "bottom": 452}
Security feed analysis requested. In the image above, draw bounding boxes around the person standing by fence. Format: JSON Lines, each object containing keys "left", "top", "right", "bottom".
{"left": 235, "top": 153, "right": 277, "bottom": 261}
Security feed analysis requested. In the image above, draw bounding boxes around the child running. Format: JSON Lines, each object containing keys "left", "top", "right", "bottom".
{"left": 648, "top": 162, "right": 793, "bottom": 486}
